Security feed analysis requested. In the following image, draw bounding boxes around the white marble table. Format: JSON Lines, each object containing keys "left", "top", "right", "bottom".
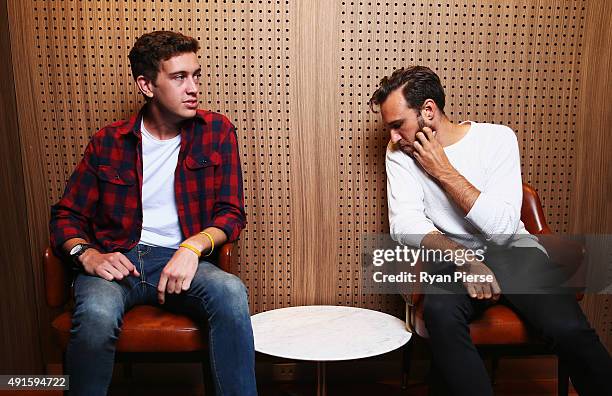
{"left": 251, "top": 305, "right": 411, "bottom": 396}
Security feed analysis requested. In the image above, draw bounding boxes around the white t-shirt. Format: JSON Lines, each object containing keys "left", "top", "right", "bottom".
{"left": 386, "top": 121, "right": 542, "bottom": 251}
{"left": 139, "top": 120, "right": 183, "bottom": 249}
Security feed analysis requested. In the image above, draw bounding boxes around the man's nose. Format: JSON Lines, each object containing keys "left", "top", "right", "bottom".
{"left": 186, "top": 77, "right": 198, "bottom": 94}
{"left": 390, "top": 130, "right": 402, "bottom": 143}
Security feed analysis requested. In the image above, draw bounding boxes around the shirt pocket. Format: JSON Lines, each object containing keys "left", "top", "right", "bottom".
{"left": 96, "top": 165, "right": 138, "bottom": 219}
{"left": 185, "top": 152, "right": 221, "bottom": 170}
{"left": 184, "top": 152, "right": 220, "bottom": 195}
{"left": 96, "top": 165, "right": 137, "bottom": 186}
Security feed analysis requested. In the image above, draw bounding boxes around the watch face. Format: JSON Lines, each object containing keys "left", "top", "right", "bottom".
{"left": 70, "top": 244, "right": 83, "bottom": 256}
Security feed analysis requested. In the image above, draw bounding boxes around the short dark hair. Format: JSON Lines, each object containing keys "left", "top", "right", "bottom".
{"left": 128, "top": 31, "right": 200, "bottom": 82}
{"left": 368, "top": 66, "right": 446, "bottom": 114}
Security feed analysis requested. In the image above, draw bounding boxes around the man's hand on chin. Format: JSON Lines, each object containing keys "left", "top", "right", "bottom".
{"left": 411, "top": 127, "right": 455, "bottom": 179}
{"left": 157, "top": 247, "right": 199, "bottom": 304}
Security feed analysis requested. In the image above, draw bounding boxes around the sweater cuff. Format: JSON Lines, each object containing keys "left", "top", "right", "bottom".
{"left": 465, "top": 192, "right": 495, "bottom": 235}
{"left": 394, "top": 223, "right": 439, "bottom": 247}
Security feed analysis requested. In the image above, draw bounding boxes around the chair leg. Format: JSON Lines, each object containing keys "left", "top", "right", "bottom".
{"left": 490, "top": 355, "right": 500, "bottom": 385}
{"left": 123, "top": 362, "right": 134, "bottom": 379}
{"left": 401, "top": 341, "right": 413, "bottom": 390}
{"left": 557, "top": 357, "right": 570, "bottom": 396}
{"left": 202, "top": 353, "right": 215, "bottom": 396}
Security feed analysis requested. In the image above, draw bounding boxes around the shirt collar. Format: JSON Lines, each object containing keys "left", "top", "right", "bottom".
{"left": 118, "top": 104, "right": 206, "bottom": 137}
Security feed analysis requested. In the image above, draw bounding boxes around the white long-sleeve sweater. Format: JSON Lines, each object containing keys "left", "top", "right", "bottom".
{"left": 386, "top": 121, "right": 542, "bottom": 251}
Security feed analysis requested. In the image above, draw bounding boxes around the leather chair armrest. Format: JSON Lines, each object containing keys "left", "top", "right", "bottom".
{"left": 44, "top": 247, "right": 70, "bottom": 308}
{"left": 217, "top": 242, "right": 234, "bottom": 274}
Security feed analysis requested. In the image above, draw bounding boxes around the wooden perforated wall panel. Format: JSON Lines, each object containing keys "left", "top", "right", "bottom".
{"left": 11, "top": 0, "right": 296, "bottom": 315}
{"left": 333, "top": 0, "right": 610, "bottom": 318}
{"left": 572, "top": 0, "right": 612, "bottom": 350}
{"left": 6, "top": 0, "right": 611, "bottom": 365}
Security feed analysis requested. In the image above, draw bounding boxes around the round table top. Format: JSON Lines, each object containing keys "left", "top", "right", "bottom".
{"left": 251, "top": 305, "right": 411, "bottom": 361}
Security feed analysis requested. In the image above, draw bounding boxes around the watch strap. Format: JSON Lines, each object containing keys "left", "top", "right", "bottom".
{"left": 70, "top": 243, "right": 92, "bottom": 267}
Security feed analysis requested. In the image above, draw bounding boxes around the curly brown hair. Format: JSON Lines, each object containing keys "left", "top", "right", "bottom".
{"left": 128, "top": 31, "right": 200, "bottom": 83}
{"left": 368, "top": 66, "right": 446, "bottom": 115}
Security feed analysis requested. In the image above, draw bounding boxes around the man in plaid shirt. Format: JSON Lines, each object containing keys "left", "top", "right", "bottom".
{"left": 50, "top": 31, "right": 256, "bottom": 396}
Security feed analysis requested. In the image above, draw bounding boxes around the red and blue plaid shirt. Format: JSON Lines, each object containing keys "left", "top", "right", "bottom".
{"left": 50, "top": 107, "right": 246, "bottom": 254}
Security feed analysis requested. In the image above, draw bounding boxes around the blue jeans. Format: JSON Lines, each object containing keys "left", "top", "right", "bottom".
{"left": 66, "top": 244, "right": 257, "bottom": 396}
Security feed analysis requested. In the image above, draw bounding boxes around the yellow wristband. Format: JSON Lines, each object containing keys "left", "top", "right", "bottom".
{"left": 179, "top": 242, "right": 202, "bottom": 257}
{"left": 199, "top": 231, "right": 215, "bottom": 257}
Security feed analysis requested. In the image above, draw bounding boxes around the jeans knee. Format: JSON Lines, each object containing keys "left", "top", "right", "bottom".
{"left": 71, "top": 303, "right": 122, "bottom": 348}
{"left": 207, "top": 274, "right": 249, "bottom": 317}
{"left": 222, "top": 275, "right": 249, "bottom": 306}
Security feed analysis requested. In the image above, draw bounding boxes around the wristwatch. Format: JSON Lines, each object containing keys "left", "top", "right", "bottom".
{"left": 69, "top": 243, "right": 92, "bottom": 266}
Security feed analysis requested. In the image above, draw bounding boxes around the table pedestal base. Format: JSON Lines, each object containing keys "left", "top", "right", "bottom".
{"left": 316, "top": 361, "right": 326, "bottom": 396}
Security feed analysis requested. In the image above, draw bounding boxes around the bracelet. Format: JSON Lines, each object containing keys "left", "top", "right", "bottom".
{"left": 179, "top": 242, "right": 202, "bottom": 257}
{"left": 199, "top": 231, "right": 215, "bottom": 257}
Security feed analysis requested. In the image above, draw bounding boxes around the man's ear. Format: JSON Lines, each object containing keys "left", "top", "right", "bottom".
{"left": 421, "top": 99, "right": 436, "bottom": 122}
{"left": 136, "top": 75, "right": 155, "bottom": 99}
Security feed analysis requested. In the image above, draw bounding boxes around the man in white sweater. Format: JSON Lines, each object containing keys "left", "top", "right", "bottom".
{"left": 369, "top": 66, "right": 611, "bottom": 395}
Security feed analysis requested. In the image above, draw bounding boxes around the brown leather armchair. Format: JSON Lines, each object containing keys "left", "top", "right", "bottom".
{"left": 44, "top": 243, "right": 235, "bottom": 394}
{"left": 403, "top": 183, "right": 585, "bottom": 396}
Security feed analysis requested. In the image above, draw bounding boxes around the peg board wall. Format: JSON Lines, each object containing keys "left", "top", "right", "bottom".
{"left": 7, "top": 0, "right": 610, "bottom": 352}
{"left": 336, "top": 0, "right": 586, "bottom": 311}
{"left": 13, "top": 0, "right": 295, "bottom": 314}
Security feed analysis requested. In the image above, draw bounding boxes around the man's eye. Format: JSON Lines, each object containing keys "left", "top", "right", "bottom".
{"left": 194, "top": 73, "right": 201, "bottom": 80}
{"left": 175, "top": 75, "right": 185, "bottom": 80}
